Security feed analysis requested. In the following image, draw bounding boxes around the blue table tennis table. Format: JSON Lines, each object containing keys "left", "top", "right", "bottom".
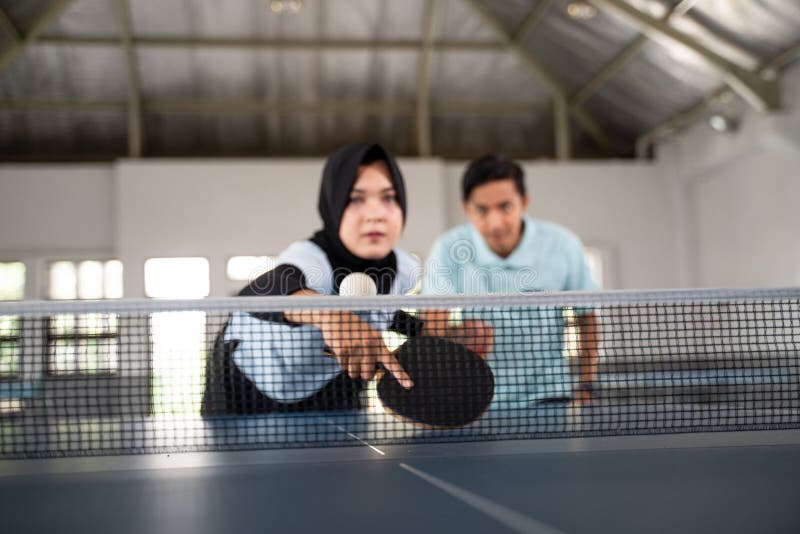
{"left": 1, "top": 403, "right": 799, "bottom": 534}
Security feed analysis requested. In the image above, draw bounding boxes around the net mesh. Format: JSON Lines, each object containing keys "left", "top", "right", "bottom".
{"left": 0, "top": 288, "right": 798, "bottom": 458}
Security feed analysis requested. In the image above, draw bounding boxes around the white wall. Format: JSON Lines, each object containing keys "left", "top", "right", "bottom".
{"left": 0, "top": 164, "right": 114, "bottom": 297}
{"left": 0, "top": 164, "right": 113, "bottom": 252}
{"left": 656, "top": 63, "right": 800, "bottom": 288}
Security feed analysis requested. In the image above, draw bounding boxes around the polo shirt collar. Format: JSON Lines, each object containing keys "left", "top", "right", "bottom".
{"left": 469, "top": 215, "right": 537, "bottom": 268}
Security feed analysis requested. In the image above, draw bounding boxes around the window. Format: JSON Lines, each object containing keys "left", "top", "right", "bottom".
{"left": 145, "top": 257, "right": 209, "bottom": 298}
{"left": 47, "top": 314, "right": 119, "bottom": 376}
{"left": 50, "top": 260, "right": 123, "bottom": 300}
{"left": 0, "top": 262, "right": 24, "bottom": 301}
{"left": 0, "top": 317, "right": 20, "bottom": 378}
{"left": 0, "top": 262, "right": 25, "bottom": 380}
{"left": 226, "top": 256, "right": 276, "bottom": 282}
{"left": 47, "top": 260, "right": 123, "bottom": 376}
{"left": 145, "top": 257, "right": 209, "bottom": 415}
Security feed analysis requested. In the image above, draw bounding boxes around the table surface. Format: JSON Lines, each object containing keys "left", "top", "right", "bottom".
{"left": 2, "top": 419, "right": 799, "bottom": 534}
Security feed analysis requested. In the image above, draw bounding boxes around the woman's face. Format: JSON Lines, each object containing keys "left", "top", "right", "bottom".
{"left": 338, "top": 160, "right": 403, "bottom": 260}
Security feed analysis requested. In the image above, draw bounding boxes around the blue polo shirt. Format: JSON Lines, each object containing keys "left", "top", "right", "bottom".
{"left": 422, "top": 216, "right": 597, "bottom": 405}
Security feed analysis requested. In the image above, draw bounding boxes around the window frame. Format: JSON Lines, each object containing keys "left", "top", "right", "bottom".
{"left": 44, "top": 259, "right": 123, "bottom": 377}
{"left": 36, "top": 256, "right": 149, "bottom": 417}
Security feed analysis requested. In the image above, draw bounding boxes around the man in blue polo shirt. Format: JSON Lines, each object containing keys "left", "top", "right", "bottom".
{"left": 421, "top": 154, "right": 599, "bottom": 406}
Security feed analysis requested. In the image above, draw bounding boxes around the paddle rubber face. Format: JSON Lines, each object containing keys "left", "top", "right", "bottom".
{"left": 376, "top": 336, "right": 494, "bottom": 428}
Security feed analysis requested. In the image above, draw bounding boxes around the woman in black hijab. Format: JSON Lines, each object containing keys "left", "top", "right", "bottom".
{"left": 202, "top": 143, "right": 419, "bottom": 415}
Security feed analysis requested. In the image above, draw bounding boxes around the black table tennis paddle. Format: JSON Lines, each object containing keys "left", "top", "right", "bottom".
{"left": 376, "top": 335, "right": 494, "bottom": 428}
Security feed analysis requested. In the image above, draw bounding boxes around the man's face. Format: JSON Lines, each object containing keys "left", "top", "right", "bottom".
{"left": 464, "top": 179, "right": 529, "bottom": 258}
{"left": 338, "top": 160, "right": 404, "bottom": 260}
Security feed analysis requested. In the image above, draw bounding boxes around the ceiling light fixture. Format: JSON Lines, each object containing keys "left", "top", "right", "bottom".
{"left": 270, "top": 0, "right": 303, "bottom": 14}
{"left": 708, "top": 114, "right": 738, "bottom": 133}
{"left": 566, "top": 1, "right": 598, "bottom": 20}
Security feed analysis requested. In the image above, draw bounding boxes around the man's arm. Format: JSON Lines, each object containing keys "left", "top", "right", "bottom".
{"left": 576, "top": 310, "right": 599, "bottom": 405}
{"left": 418, "top": 311, "right": 494, "bottom": 359}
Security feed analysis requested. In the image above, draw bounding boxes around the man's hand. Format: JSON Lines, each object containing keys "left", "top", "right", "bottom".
{"left": 575, "top": 311, "right": 599, "bottom": 406}
{"left": 421, "top": 310, "right": 494, "bottom": 359}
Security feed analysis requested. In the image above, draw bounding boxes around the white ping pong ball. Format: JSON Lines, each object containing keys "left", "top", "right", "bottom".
{"left": 339, "top": 272, "right": 378, "bottom": 297}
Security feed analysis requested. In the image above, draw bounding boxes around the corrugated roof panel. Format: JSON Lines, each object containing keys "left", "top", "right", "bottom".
{"left": 139, "top": 48, "right": 419, "bottom": 102}
{"left": 431, "top": 114, "right": 553, "bottom": 158}
{"left": 144, "top": 113, "right": 266, "bottom": 156}
{"left": 522, "top": 0, "right": 641, "bottom": 93}
{"left": 429, "top": 50, "right": 549, "bottom": 104}
{"left": 138, "top": 47, "right": 268, "bottom": 100}
{"left": 379, "top": 50, "right": 421, "bottom": 101}
{"left": 131, "top": 0, "right": 270, "bottom": 39}
{"left": 305, "top": 112, "right": 416, "bottom": 156}
{"left": 129, "top": 0, "right": 425, "bottom": 41}
{"left": 688, "top": 0, "right": 800, "bottom": 60}
{"left": 584, "top": 40, "right": 722, "bottom": 137}
{"left": 476, "top": 0, "right": 538, "bottom": 36}
{"left": 0, "top": 44, "right": 127, "bottom": 101}
{"left": 381, "top": 0, "right": 426, "bottom": 40}
{"left": 42, "top": 0, "right": 120, "bottom": 37}
{"left": 0, "top": 110, "right": 126, "bottom": 159}
{"left": 320, "top": 49, "right": 404, "bottom": 100}
{"left": 0, "top": 31, "right": 15, "bottom": 52}
{"left": 143, "top": 111, "right": 416, "bottom": 157}
{"left": 322, "top": 0, "right": 423, "bottom": 40}
{"left": 0, "top": 0, "right": 797, "bottom": 160}
{"left": 0, "top": 0, "right": 59, "bottom": 34}
{"left": 435, "top": 0, "right": 501, "bottom": 41}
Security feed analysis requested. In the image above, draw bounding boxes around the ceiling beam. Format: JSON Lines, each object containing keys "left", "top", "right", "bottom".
{"left": 114, "top": 0, "right": 143, "bottom": 158}
{"left": 0, "top": 7, "right": 22, "bottom": 43}
{"left": 765, "top": 39, "right": 800, "bottom": 71}
{"left": 0, "top": 0, "right": 74, "bottom": 76}
{"left": 635, "top": 39, "right": 800, "bottom": 158}
{"left": 36, "top": 35, "right": 506, "bottom": 52}
{"left": 0, "top": 99, "right": 126, "bottom": 111}
{"left": 570, "top": 35, "right": 645, "bottom": 108}
{"left": 553, "top": 94, "right": 570, "bottom": 160}
{"left": 592, "top": 0, "right": 779, "bottom": 111}
{"left": 513, "top": 0, "right": 552, "bottom": 42}
{"left": 0, "top": 98, "right": 547, "bottom": 116}
{"left": 463, "top": 0, "right": 631, "bottom": 157}
{"left": 669, "top": 0, "right": 698, "bottom": 18}
{"left": 672, "top": 10, "right": 760, "bottom": 70}
{"left": 416, "top": 0, "right": 437, "bottom": 157}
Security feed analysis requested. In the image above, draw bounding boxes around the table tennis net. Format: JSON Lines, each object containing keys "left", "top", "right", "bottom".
{"left": 0, "top": 288, "right": 798, "bottom": 458}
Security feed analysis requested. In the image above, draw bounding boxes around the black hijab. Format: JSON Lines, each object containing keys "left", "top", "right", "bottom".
{"left": 311, "top": 142, "right": 407, "bottom": 295}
